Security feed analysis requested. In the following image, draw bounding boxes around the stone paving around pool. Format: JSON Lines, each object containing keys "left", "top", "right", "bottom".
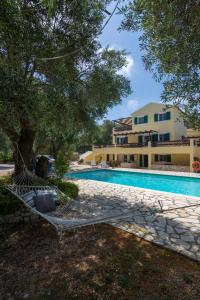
{"left": 69, "top": 177, "right": 200, "bottom": 262}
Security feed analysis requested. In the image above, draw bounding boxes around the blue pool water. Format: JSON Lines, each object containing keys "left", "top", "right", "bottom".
{"left": 66, "top": 170, "right": 200, "bottom": 197}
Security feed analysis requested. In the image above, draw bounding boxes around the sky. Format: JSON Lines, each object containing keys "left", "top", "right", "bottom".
{"left": 99, "top": 3, "right": 163, "bottom": 121}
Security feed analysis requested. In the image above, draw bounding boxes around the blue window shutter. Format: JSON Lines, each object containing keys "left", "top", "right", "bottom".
{"left": 134, "top": 117, "right": 138, "bottom": 125}
{"left": 167, "top": 155, "right": 171, "bottom": 162}
{"left": 165, "top": 133, "right": 170, "bottom": 141}
{"left": 154, "top": 114, "right": 158, "bottom": 122}
{"left": 152, "top": 134, "right": 158, "bottom": 142}
{"left": 144, "top": 115, "right": 148, "bottom": 123}
{"left": 138, "top": 135, "right": 143, "bottom": 143}
{"left": 166, "top": 111, "right": 171, "bottom": 120}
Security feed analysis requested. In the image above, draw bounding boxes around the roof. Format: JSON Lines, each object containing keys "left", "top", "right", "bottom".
{"left": 131, "top": 102, "right": 166, "bottom": 116}
{"left": 113, "top": 117, "right": 132, "bottom": 126}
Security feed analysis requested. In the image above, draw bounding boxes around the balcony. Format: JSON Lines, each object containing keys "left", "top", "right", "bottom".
{"left": 93, "top": 142, "right": 147, "bottom": 149}
{"left": 114, "top": 126, "right": 132, "bottom": 132}
{"left": 152, "top": 139, "right": 190, "bottom": 147}
{"left": 93, "top": 139, "right": 195, "bottom": 149}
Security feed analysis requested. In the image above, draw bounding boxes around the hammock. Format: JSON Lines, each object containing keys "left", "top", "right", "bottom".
{"left": 5, "top": 145, "right": 128, "bottom": 236}
{"left": 6, "top": 166, "right": 129, "bottom": 237}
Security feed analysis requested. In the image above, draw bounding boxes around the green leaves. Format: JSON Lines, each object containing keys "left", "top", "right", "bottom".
{"left": 121, "top": 0, "right": 200, "bottom": 127}
{"left": 0, "top": 0, "right": 131, "bottom": 170}
{"left": 42, "top": 0, "right": 57, "bottom": 17}
{"left": 55, "top": 151, "right": 69, "bottom": 178}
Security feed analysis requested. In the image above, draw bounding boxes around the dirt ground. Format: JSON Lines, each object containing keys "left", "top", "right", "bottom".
{"left": 1, "top": 221, "right": 200, "bottom": 300}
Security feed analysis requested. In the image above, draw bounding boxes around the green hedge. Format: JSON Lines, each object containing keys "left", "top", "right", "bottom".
{"left": 0, "top": 175, "right": 79, "bottom": 216}
{"left": 57, "top": 181, "right": 79, "bottom": 199}
{"left": 48, "top": 178, "right": 79, "bottom": 199}
{"left": 0, "top": 176, "right": 23, "bottom": 216}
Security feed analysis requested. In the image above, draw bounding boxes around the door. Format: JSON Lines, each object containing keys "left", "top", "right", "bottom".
{"left": 140, "top": 155, "right": 148, "bottom": 168}
{"left": 138, "top": 135, "right": 143, "bottom": 144}
{"left": 143, "top": 155, "right": 148, "bottom": 167}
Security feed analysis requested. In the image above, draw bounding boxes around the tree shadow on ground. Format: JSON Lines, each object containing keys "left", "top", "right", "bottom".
{"left": 1, "top": 204, "right": 200, "bottom": 300}
{"left": 64, "top": 186, "right": 200, "bottom": 254}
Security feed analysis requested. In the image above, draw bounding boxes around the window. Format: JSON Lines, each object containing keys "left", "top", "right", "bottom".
{"left": 154, "top": 111, "right": 171, "bottom": 122}
{"left": 134, "top": 115, "right": 148, "bottom": 125}
{"left": 138, "top": 135, "right": 150, "bottom": 143}
{"left": 116, "top": 136, "right": 128, "bottom": 145}
{"left": 155, "top": 155, "right": 171, "bottom": 162}
{"left": 124, "top": 155, "right": 128, "bottom": 162}
{"left": 159, "top": 133, "right": 170, "bottom": 142}
{"left": 106, "top": 154, "right": 110, "bottom": 161}
{"left": 130, "top": 154, "right": 135, "bottom": 162}
{"left": 152, "top": 134, "right": 158, "bottom": 142}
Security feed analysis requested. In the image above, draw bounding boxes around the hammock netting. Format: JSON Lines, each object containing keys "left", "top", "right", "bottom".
{"left": 6, "top": 167, "right": 127, "bottom": 236}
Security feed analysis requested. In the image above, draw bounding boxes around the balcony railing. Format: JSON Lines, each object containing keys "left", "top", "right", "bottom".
{"left": 93, "top": 139, "right": 195, "bottom": 149}
{"left": 93, "top": 144, "right": 115, "bottom": 148}
{"left": 152, "top": 139, "right": 190, "bottom": 147}
{"left": 93, "top": 142, "right": 148, "bottom": 148}
{"left": 114, "top": 126, "right": 132, "bottom": 132}
{"left": 116, "top": 142, "right": 148, "bottom": 148}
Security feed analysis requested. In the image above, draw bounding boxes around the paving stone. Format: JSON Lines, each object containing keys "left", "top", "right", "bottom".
{"left": 144, "top": 235, "right": 154, "bottom": 241}
{"left": 181, "top": 235, "right": 195, "bottom": 243}
{"left": 133, "top": 216, "right": 145, "bottom": 224}
{"left": 170, "top": 234, "right": 180, "bottom": 239}
{"left": 166, "top": 225, "right": 174, "bottom": 234}
{"left": 170, "top": 239, "right": 191, "bottom": 250}
{"left": 191, "top": 245, "right": 200, "bottom": 253}
{"left": 175, "top": 227, "right": 188, "bottom": 234}
{"left": 69, "top": 174, "right": 200, "bottom": 262}
{"left": 152, "top": 239, "right": 165, "bottom": 246}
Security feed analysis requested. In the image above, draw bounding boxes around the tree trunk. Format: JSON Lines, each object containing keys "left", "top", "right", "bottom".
{"left": 14, "top": 128, "right": 36, "bottom": 175}
{"left": 51, "top": 141, "right": 57, "bottom": 159}
{"left": 35, "top": 156, "right": 49, "bottom": 179}
{"left": 51, "top": 140, "right": 62, "bottom": 159}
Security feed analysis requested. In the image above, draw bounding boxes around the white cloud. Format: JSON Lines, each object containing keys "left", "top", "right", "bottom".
{"left": 118, "top": 55, "right": 134, "bottom": 77}
{"left": 127, "top": 99, "right": 139, "bottom": 111}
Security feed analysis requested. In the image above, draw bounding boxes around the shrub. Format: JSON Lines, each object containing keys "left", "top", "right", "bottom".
{"left": 55, "top": 151, "right": 69, "bottom": 178}
{"left": 0, "top": 152, "right": 13, "bottom": 163}
{"left": 0, "top": 176, "right": 12, "bottom": 185}
{"left": 48, "top": 177, "right": 79, "bottom": 199}
{"left": 0, "top": 177, "right": 23, "bottom": 216}
{"left": 48, "top": 177, "right": 60, "bottom": 186}
{"left": 0, "top": 191, "right": 23, "bottom": 216}
{"left": 57, "top": 181, "right": 79, "bottom": 199}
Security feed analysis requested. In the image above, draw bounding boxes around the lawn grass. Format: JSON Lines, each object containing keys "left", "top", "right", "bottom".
{"left": 1, "top": 222, "right": 200, "bottom": 300}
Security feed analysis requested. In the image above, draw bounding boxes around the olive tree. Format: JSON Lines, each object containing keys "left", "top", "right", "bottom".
{"left": 0, "top": 0, "right": 131, "bottom": 174}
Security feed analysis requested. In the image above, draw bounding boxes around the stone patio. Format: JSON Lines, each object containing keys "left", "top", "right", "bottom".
{"left": 68, "top": 171, "right": 200, "bottom": 262}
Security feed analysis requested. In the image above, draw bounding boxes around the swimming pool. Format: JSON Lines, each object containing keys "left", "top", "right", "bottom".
{"left": 66, "top": 169, "right": 200, "bottom": 197}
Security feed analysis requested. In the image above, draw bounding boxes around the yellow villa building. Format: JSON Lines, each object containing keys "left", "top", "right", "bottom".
{"left": 85, "top": 102, "right": 200, "bottom": 172}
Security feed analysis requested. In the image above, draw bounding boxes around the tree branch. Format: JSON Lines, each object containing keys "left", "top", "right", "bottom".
{"left": 32, "top": 49, "right": 80, "bottom": 61}
{"left": 0, "top": 120, "right": 19, "bottom": 143}
{"left": 31, "top": 1, "right": 120, "bottom": 62}
{"left": 100, "top": 0, "right": 120, "bottom": 34}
